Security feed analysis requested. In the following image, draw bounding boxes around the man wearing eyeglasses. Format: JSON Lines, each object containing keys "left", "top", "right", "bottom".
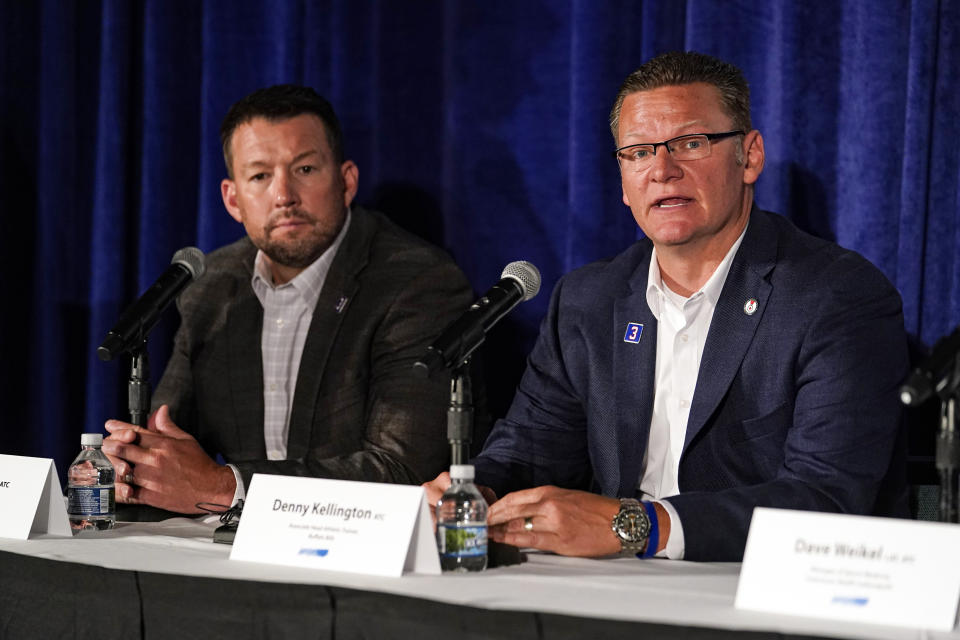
{"left": 426, "top": 51, "right": 909, "bottom": 561}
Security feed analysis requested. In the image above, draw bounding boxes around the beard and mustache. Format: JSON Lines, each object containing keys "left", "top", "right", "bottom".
{"left": 255, "top": 206, "right": 346, "bottom": 269}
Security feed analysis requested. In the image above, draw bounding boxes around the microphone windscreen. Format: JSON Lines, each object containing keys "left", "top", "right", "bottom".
{"left": 501, "top": 261, "right": 541, "bottom": 301}
{"left": 172, "top": 246, "right": 206, "bottom": 279}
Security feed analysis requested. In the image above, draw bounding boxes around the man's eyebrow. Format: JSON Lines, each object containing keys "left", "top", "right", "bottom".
{"left": 240, "top": 150, "right": 320, "bottom": 171}
{"left": 291, "top": 150, "right": 320, "bottom": 164}
{"left": 620, "top": 120, "right": 706, "bottom": 142}
{"left": 240, "top": 159, "right": 270, "bottom": 171}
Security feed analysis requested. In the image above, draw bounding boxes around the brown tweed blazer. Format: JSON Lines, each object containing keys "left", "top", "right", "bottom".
{"left": 153, "top": 207, "right": 474, "bottom": 490}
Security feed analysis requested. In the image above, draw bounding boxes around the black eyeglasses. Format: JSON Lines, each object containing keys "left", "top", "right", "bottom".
{"left": 614, "top": 131, "right": 744, "bottom": 171}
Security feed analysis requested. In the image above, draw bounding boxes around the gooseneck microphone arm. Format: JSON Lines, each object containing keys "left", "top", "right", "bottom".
{"left": 447, "top": 362, "right": 473, "bottom": 466}
{"left": 937, "top": 398, "right": 959, "bottom": 523}
{"left": 128, "top": 343, "right": 151, "bottom": 428}
{"left": 97, "top": 247, "right": 205, "bottom": 426}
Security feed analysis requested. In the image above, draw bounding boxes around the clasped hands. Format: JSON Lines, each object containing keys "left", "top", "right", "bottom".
{"left": 423, "top": 474, "right": 628, "bottom": 557}
{"left": 101, "top": 405, "right": 236, "bottom": 513}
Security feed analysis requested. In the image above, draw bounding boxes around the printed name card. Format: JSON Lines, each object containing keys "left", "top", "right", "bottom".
{"left": 0, "top": 454, "right": 73, "bottom": 539}
{"left": 736, "top": 507, "right": 960, "bottom": 631}
{"left": 230, "top": 474, "right": 440, "bottom": 576}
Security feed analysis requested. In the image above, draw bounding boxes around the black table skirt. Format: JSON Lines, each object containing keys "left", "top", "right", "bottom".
{"left": 0, "top": 550, "right": 833, "bottom": 640}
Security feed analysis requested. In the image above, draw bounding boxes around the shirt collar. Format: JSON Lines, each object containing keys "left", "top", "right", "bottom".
{"left": 251, "top": 208, "right": 352, "bottom": 310}
{"left": 645, "top": 220, "right": 749, "bottom": 318}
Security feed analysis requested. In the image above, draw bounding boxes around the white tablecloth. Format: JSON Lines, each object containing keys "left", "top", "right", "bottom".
{"left": 0, "top": 518, "right": 955, "bottom": 640}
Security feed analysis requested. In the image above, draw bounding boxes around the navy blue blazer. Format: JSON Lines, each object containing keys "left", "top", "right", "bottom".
{"left": 473, "top": 208, "right": 909, "bottom": 561}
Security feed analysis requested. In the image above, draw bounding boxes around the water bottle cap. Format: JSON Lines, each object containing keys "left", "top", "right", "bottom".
{"left": 80, "top": 433, "right": 103, "bottom": 446}
{"left": 449, "top": 464, "right": 475, "bottom": 480}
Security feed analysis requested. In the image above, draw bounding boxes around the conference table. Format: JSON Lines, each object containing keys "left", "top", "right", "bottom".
{"left": 0, "top": 516, "right": 955, "bottom": 640}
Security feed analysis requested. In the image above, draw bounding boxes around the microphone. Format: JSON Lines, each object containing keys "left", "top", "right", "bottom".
{"left": 900, "top": 324, "right": 960, "bottom": 406}
{"left": 414, "top": 261, "right": 541, "bottom": 377}
{"left": 97, "top": 247, "right": 206, "bottom": 361}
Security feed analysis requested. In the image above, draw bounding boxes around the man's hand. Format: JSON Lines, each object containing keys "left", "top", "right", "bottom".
{"left": 486, "top": 486, "right": 623, "bottom": 557}
{"left": 421, "top": 471, "right": 452, "bottom": 511}
{"left": 102, "top": 405, "right": 236, "bottom": 513}
{"left": 487, "top": 487, "right": 672, "bottom": 557}
{"left": 421, "top": 471, "right": 497, "bottom": 525}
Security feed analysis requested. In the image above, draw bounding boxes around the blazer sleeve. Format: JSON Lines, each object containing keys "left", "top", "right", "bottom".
{"left": 152, "top": 299, "right": 199, "bottom": 436}
{"left": 152, "top": 240, "right": 251, "bottom": 443}
{"left": 666, "top": 255, "right": 910, "bottom": 561}
{"left": 472, "top": 275, "right": 595, "bottom": 497}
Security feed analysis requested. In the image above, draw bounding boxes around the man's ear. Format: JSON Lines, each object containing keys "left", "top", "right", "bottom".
{"left": 221, "top": 179, "right": 242, "bottom": 223}
{"left": 340, "top": 160, "right": 359, "bottom": 208}
{"left": 742, "top": 130, "right": 765, "bottom": 185}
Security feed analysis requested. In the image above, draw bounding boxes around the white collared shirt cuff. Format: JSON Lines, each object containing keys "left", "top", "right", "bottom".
{"left": 226, "top": 464, "right": 246, "bottom": 507}
{"left": 655, "top": 499, "right": 685, "bottom": 559}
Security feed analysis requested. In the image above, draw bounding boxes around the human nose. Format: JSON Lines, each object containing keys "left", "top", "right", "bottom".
{"left": 648, "top": 145, "right": 682, "bottom": 182}
{"left": 272, "top": 170, "right": 299, "bottom": 207}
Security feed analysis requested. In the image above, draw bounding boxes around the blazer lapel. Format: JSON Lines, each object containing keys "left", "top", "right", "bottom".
{"left": 683, "top": 212, "right": 777, "bottom": 453}
{"left": 227, "top": 286, "right": 267, "bottom": 459}
{"left": 285, "top": 211, "right": 372, "bottom": 459}
{"left": 610, "top": 252, "right": 658, "bottom": 497}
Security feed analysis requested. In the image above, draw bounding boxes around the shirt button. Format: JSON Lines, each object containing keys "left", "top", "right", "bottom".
{"left": 269, "top": 383, "right": 277, "bottom": 391}
{"left": 680, "top": 399, "right": 689, "bottom": 408}
{"left": 276, "top": 318, "right": 284, "bottom": 326}
{"left": 680, "top": 334, "right": 689, "bottom": 342}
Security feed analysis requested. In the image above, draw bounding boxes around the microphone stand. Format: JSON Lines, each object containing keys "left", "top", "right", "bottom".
{"left": 127, "top": 338, "right": 151, "bottom": 428}
{"left": 424, "top": 355, "right": 522, "bottom": 569}
{"left": 447, "top": 359, "right": 474, "bottom": 465}
{"left": 935, "top": 356, "right": 960, "bottom": 523}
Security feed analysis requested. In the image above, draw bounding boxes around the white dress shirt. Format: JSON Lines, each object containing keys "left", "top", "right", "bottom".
{"left": 226, "top": 211, "right": 352, "bottom": 504}
{"left": 638, "top": 223, "right": 747, "bottom": 558}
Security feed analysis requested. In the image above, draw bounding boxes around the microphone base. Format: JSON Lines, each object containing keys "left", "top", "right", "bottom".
{"left": 488, "top": 541, "right": 524, "bottom": 568}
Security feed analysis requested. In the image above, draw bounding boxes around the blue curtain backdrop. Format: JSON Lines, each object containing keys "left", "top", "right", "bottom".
{"left": 1, "top": 0, "right": 957, "bottom": 480}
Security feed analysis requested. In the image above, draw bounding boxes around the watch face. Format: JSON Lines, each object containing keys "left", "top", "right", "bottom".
{"left": 614, "top": 506, "right": 650, "bottom": 544}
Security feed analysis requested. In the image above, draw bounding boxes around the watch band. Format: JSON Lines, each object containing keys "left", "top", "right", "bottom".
{"left": 640, "top": 501, "right": 659, "bottom": 558}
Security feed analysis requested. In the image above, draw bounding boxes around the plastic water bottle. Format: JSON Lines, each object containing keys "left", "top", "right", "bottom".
{"left": 66, "top": 433, "right": 116, "bottom": 531}
{"left": 436, "top": 464, "right": 487, "bottom": 572}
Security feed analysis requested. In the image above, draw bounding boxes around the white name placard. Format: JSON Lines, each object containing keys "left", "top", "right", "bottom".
{"left": 230, "top": 474, "right": 440, "bottom": 576}
{"left": 0, "top": 454, "right": 73, "bottom": 539}
{"left": 736, "top": 507, "right": 960, "bottom": 631}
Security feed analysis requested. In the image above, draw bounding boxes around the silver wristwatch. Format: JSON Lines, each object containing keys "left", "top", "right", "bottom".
{"left": 611, "top": 497, "right": 651, "bottom": 554}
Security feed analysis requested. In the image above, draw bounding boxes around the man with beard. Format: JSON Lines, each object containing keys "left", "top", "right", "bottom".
{"left": 102, "top": 85, "right": 474, "bottom": 513}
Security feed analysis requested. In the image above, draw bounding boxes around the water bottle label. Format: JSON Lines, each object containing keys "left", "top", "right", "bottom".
{"left": 67, "top": 487, "right": 115, "bottom": 516}
{"left": 438, "top": 523, "right": 487, "bottom": 557}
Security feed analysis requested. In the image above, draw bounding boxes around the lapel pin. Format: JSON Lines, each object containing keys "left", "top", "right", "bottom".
{"left": 743, "top": 298, "right": 758, "bottom": 315}
{"left": 623, "top": 322, "right": 644, "bottom": 344}
{"left": 335, "top": 296, "right": 348, "bottom": 313}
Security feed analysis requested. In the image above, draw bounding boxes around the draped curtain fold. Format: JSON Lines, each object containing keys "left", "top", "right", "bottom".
{"left": 1, "top": 0, "right": 957, "bottom": 477}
